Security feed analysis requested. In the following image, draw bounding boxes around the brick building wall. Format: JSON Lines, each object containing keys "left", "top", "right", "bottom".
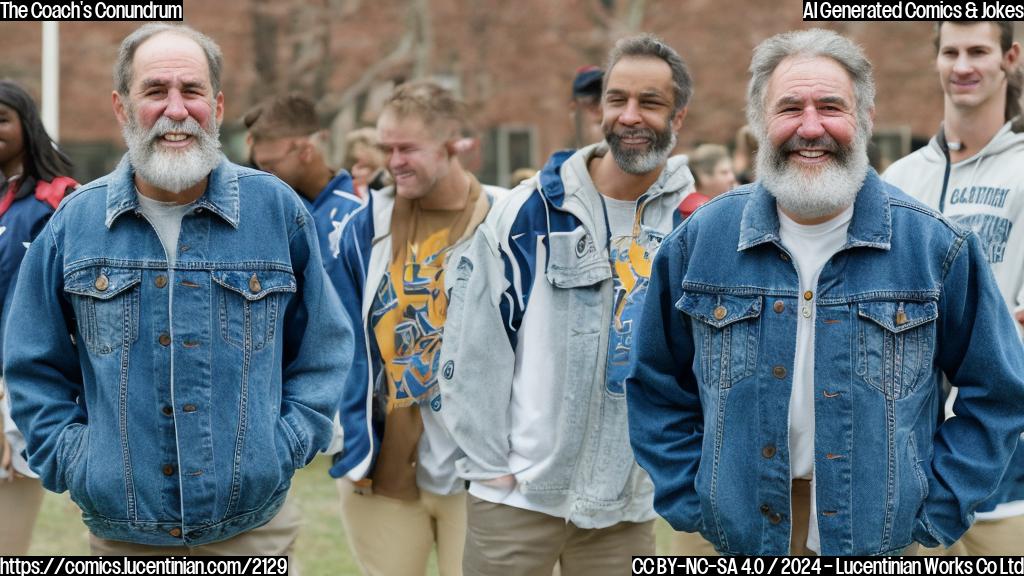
{"left": 0, "top": 0, "right": 981, "bottom": 184}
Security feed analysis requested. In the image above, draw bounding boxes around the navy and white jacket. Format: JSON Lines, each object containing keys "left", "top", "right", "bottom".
{"left": 0, "top": 175, "right": 75, "bottom": 368}
{"left": 302, "top": 169, "right": 362, "bottom": 265}
{"left": 326, "top": 182, "right": 502, "bottom": 484}
{"left": 437, "top": 143, "right": 693, "bottom": 528}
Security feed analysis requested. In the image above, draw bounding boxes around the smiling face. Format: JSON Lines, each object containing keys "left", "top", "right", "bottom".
{"left": 601, "top": 55, "right": 685, "bottom": 175}
{"left": 0, "top": 102, "right": 25, "bottom": 178}
{"left": 763, "top": 55, "right": 858, "bottom": 170}
{"left": 113, "top": 31, "right": 224, "bottom": 195}
{"left": 376, "top": 109, "right": 451, "bottom": 201}
{"left": 757, "top": 55, "right": 869, "bottom": 222}
{"left": 936, "top": 22, "right": 1019, "bottom": 115}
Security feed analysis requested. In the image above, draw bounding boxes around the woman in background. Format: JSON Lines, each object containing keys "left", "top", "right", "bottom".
{"left": 0, "top": 79, "right": 77, "bottom": 555}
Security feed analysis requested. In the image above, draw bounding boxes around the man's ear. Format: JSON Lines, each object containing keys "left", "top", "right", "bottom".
{"left": 298, "top": 139, "right": 316, "bottom": 163}
{"left": 1003, "top": 41, "right": 1021, "bottom": 73}
{"left": 112, "top": 91, "right": 128, "bottom": 127}
{"left": 214, "top": 91, "right": 225, "bottom": 124}
{"left": 672, "top": 106, "right": 688, "bottom": 133}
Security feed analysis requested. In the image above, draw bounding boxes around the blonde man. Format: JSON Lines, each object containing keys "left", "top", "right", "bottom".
{"left": 328, "top": 81, "right": 503, "bottom": 576}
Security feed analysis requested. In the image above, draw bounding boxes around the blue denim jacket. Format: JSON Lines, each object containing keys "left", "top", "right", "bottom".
{"left": 627, "top": 170, "right": 1024, "bottom": 556}
{"left": 4, "top": 156, "right": 353, "bottom": 547}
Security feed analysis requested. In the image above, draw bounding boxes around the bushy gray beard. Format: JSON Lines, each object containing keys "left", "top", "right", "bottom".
{"left": 605, "top": 124, "right": 677, "bottom": 175}
{"left": 756, "top": 128, "right": 869, "bottom": 221}
{"left": 123, "top": 106, "right": 222, "bottom": 194}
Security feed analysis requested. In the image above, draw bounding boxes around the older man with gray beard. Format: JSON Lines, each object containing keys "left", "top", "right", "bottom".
{"left": 626, "top": 28, "right": 1024, "bottom": 556}
{"left": 4, "top": 23, "right": 352, "bottom": 557}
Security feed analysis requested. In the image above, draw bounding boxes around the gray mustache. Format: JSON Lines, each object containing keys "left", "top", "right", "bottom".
{"left": 780, "top": 135, "right": 840, "bottom": 154}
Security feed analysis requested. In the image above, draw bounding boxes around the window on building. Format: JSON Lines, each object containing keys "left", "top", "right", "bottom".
{"left": 480, "top": 125, "right": 538, "bottom": 188}
{"left": 870, "top": 127, "right": 912, "bottom": 173}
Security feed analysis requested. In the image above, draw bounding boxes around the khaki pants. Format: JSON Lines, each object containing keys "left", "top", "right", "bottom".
{"left": 920, "top": 515, "right": 1024, "bottom": 555}
{"left": 0, "top": 475, "right": 45, "bottom": 554}
{"left": 337, "top": 479, "right": 466, "bottom": 576}
{"left": 462, "top": 494, "right": 655, "bottom": 576}
{"left": 89, "top": 498, "right": 301, "bottom": 562}
{"left": 670, "top": 530, "right": 718, "bottom": 556}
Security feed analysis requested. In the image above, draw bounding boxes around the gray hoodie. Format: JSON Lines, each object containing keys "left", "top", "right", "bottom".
{"left": 883, "top": 120, "right": 1024, "bottom": 335}
{"left": 438, "top": 143, "right": 693, "bottom": 528}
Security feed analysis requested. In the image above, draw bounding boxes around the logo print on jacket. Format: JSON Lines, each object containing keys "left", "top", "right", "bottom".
{"left": 372, "top": 230, "right": 455, "bottom": 411}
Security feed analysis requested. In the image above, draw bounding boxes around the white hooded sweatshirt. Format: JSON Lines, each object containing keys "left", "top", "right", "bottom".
{"left": 884, "top": 120, "right": 1024, "bottom": 338}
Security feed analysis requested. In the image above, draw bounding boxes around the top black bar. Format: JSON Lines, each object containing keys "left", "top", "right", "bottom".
{"left": 802, "top": 0, "right": 1024, "bottom": 21}
{"left": 0, "top": 0, "right": 184, "bottom": 21}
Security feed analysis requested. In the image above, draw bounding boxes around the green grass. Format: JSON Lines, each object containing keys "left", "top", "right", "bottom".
{"left": 31, "top": 456, "right": 676, "bottom": 574}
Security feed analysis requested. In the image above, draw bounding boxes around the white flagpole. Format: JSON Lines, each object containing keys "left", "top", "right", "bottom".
{"left": 41, "top": 21, "right": 59, "bottom": 141}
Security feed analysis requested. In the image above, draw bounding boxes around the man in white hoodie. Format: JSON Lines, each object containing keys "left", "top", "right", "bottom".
{"left": 883, "top": 20, "right": 1024, "bottom": 555}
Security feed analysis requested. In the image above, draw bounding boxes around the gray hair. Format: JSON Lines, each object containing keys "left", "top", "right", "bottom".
{"left": 114, "top": 23, "right": 224, "bottom": 96}
{"left": 746, "top": 28, "right": 875, "bottom": 136}
{"left": 605, "top": 34, "right": 693, "bottom": 114}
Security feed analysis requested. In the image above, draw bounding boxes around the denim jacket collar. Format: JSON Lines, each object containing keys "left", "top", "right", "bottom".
{"left": 737, "top": 168, "right": 892, "bottom": 252}
{"left": 105, "top": 154, "right": 240, "bottom": 229}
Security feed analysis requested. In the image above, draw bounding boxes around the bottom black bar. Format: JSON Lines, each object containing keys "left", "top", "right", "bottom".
{"left": 0, "top": 556, "right": 288, "bottom": 575}
{"left": 632, "top": 556, "right": 1024, "bottom": 576}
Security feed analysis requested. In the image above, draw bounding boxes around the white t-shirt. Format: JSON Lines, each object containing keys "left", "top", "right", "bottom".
{"left": 778, "top": 204, "right": 854, "bottom": 554}
{"left": 136, "top": 193, "right": 194, "bottom": 266}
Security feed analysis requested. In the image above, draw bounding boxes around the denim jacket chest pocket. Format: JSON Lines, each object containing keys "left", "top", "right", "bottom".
{"left": 213, "top": 270, "right": 297, "bottom": 352}
{"left": 545, "top": 227, "right": 612, "bottom": 336}
{"left": 676, "top": 292, "right": 762, "bottom": 389}
{"left": 63, "top": 266, "right": 142, "bottom": 355}
{"left": 855, "top": 300, "right": 938, "bottom": 400}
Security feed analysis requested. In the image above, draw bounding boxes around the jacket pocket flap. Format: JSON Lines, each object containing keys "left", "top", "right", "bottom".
{"left": 213, "top": 270, "right": 297, "bottom": 301}
{"left": 676, "top": 292, "right": 762, "bottom": 328}
{"left": 545, "top": 227, "right": 611, "bottom": 288}
{"left": 64, "top": 267, "right": 141, "bottom": 300}
{"left": 857, "top": 301, "right": 938, "bottom": 333}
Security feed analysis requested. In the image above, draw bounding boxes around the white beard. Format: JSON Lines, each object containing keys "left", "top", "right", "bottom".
{"left": 123, "top": 108, "right": 222, "bottom": 194}
{"left": 756, "top": 129, "right": 868, "bottom": 221}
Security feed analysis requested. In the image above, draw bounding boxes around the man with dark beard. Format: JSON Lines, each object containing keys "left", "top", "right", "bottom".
{"left": 626, "top": 28, "right": 1024, "bottom": 556}
{"left": 4, "top": 23, "right": 352, "bottom": 556}
{"left": 437, "top": 34, "right": 694, "bottom": 575}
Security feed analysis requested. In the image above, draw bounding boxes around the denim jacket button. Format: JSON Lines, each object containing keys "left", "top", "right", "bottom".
{"left": 168, "top": 528, "right": 182, "bottom": 538}
{"left": 183, "top": 404, "right": 197, "bottom": 413}
{"left": 773, "top": 300, "right": 785, "bottom": 313}
{"left": 159, "top": 333, "right": 171, "bottom": 347}
{"left": 155, "top": 275, "right": 168, "bottom": 288}
{"left": 713, "top": 306, "right": 727, "bottom": 320}
{"left": 762, "top": 445, "right": 777, "bottom": 459}
{"left": 94, "top": 274, "right": 109, "bottom": 292}
{"left": 249, "top": 274, "right": 262, "bottom": 293}
{"left": 760, "top": 503, "right": 771, "bottom": 515}
{"left": 162, "top": 464, "right": 175, "bottom": 476}
{"left": 769, "top": 513, "right": 782, "bottom": 525}
{"left": 772, "top": 365, "right": 787, "bottom": 379}
{"left": 895, "top": 311, "right": 908, "bottom": 326}
{"left": 803, "top": 290, "right": 813, "bottom": 301}
{"left": 161, "top": 405, "right": 173, "bottom": 416}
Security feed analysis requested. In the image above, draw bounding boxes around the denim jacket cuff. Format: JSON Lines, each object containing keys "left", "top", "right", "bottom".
{"left": 912, "top": 515, "right": 942, "bottom": 548}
